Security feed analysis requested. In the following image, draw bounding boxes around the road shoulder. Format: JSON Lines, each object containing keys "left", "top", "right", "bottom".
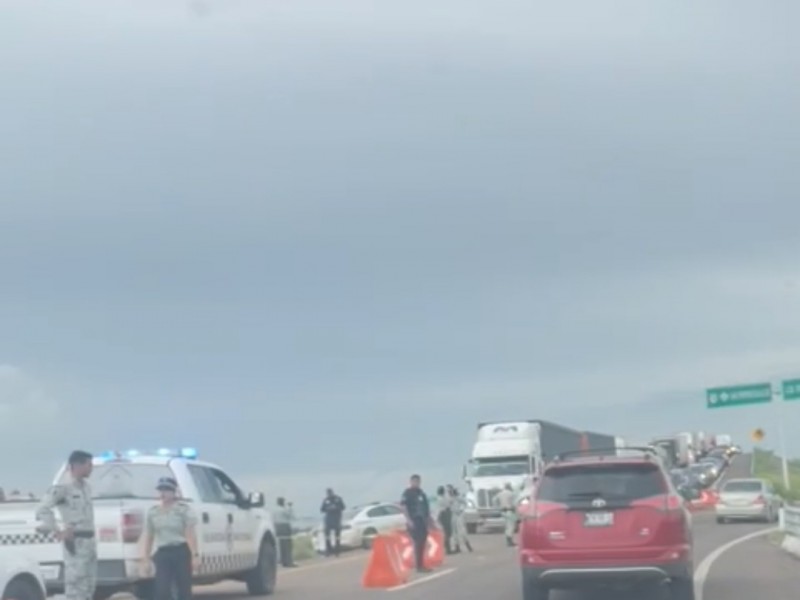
{"left": 701, "top": 532, "right": 797, "bottom": 600}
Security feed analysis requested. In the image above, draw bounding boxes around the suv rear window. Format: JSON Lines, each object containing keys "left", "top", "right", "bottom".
{"left": 538, "top": 462, "right": 666, "bottom": 504}
{"left": 722, "top": 480, "right": 763, "bottom": 493}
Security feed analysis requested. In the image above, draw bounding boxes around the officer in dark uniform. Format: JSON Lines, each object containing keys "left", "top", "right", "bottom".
{"left": 320, "top": 488, "right": 346, "bottom": 556}
{"left": 400, "top": 474, "right": 436, "bottom": 573}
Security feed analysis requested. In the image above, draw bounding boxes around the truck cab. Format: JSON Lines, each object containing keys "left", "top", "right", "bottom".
{"left": 1, "top": 448, "right": 278, "bottom": 599}
{"left": 462, "top": 422, "right": 541, "bottom": 533}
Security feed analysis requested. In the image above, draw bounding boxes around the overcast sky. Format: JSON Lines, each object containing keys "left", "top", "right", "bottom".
{"left": 1, "top": 0, "right": 798, "bottom": 513}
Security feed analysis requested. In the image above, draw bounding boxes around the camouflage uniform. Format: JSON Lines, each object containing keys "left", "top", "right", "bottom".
{"left": 495, "top": 487, "right": 517, "bottom": 546}
{"left": 449, "top": 493, "right": 472, "bottom": 552}
{"left": 36, "top": 479, "right": 96, "bottom": 600}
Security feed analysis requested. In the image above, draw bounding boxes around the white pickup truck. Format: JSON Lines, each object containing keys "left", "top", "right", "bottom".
{"left": 0, "top": 554, "right": 46, "bottom": 600}
{"left": 0, "top": 449, "right": 278, "bottom": 599}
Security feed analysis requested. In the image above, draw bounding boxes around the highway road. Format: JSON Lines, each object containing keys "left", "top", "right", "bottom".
{"left": 191, "top": 455, "right": 795, "bottom": 600}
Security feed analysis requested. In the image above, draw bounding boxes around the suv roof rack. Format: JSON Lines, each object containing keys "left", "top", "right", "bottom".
{"left": 553, "top": 446, "right": 658, "bottom": 463}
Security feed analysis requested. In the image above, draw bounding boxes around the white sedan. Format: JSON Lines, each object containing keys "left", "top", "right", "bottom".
{"left": 312, "top": 502, "right": 407, "bottom": 551}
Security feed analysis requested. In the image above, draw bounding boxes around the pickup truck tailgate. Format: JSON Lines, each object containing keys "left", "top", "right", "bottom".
{"left": 0, "top": 500, "right": 145, "bottom": 590}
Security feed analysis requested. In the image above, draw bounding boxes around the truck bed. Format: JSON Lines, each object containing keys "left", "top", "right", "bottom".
{"left": 0, "top": 498, "right": 146, "bottom": 591}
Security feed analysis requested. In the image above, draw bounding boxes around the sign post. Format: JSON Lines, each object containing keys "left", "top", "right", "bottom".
{"left": 705, "top": 381, "right": 791, "bottom": 490}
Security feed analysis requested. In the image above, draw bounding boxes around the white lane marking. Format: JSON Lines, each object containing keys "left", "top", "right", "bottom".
{"left": 386, "top": 568, "right": 457, "bottom": 592}
{"left": 693, "top": 527, "right": 777, "bottom": 600}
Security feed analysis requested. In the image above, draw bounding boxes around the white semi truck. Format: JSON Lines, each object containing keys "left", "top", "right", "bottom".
{"left": 675, "top": 432, "right": 695, "bottom": 466}
{"left": 461, "top": 420, "right": 615, "bottom": 533}
{"left": 715, "top": 433, "right": 732, "bottom": 447}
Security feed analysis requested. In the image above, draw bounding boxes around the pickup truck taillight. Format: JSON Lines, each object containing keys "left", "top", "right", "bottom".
{"left": 121, "top": 510, "right": 144, "bottom": 543}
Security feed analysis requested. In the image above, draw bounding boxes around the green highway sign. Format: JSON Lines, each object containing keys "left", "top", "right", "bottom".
{"left": 706, "top": 383, "right": 772, "bottom": 409}
{"left": 782, "top": 379, "right": 800, "bottom": 401}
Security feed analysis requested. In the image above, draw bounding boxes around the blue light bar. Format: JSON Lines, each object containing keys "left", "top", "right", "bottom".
{"left": 97, "top": 448, "right": 197, "bottom": 460}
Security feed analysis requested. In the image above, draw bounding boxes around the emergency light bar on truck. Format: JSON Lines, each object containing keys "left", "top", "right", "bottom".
{"left": 97, "top": 447, "right": 198, "bottom": 461}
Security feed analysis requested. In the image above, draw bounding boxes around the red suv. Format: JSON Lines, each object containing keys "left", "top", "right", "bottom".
{"left": 519, "top": 448, "right": 694, "bottom": 600}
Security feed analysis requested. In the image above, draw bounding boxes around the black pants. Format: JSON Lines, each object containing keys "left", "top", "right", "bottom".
{"left": 408, "top": 519, "right": 428, "bottom": 570}
{"left": 275, "top": 523, "right": 294, "bottom": 566}
{"left": 153, "top": 543, "right": 192, "bottom": 600}
{"left": 438, "top": 509, "right": 453, "bottom": 554}
{"left": 324, "top": 521, "right": 341, "bottom": 555}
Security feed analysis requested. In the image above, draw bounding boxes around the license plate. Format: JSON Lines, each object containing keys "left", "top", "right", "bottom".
{"left": 583, "top": 512, "right": 614, "bottom": 527}
{"left": 40, "top": 564, "right": 61, "bottom": 580}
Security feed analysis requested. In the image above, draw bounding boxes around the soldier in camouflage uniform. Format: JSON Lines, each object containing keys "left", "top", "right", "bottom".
{"left": 36, "top": 450, "right": 96, "bottom": 600}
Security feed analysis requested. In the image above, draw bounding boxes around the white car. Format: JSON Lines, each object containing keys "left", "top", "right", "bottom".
{"left": 312, "top": 502, "right": 406, "bottom": 550}
{"left": 0, "top": 556, "right": 46, "bottom": 600}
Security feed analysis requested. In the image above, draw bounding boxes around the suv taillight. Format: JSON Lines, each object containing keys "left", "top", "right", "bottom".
{"left": 632, "top": 494, "right": 690, "bottom": 544}
{"left": 631, "top": 494, "right": 683, "bottom": 512}
{"left": 121, "top": 510, "right": 144, "bottom": 543}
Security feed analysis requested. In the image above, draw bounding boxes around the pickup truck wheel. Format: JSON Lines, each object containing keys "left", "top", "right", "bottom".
{"left": 246, "top": 539, "right": 277, "bottom": 595}
{"left": 3, "top": 577, "right": 45, "bottom": 600}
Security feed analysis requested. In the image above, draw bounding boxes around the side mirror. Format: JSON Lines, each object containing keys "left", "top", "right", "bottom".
{"left": 248, "top": 492, "right": 265, "bottom": 508}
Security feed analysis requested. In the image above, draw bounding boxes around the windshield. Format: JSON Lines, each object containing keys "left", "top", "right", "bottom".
{"left": 723, "top": 481, "right": 763, "bottom": 493}
{"left": 469, "top": 461, "right": 530, "bottom": 477}
{"left": 58, "top": 463, "right": 176, "bottom": 500}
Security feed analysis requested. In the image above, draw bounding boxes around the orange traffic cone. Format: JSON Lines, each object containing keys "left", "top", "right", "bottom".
{"left": 425, "top": 529, "right": 444, "bottom": 568}
{"left": 361, "top": 534, "right": 408, "bottom": 588}
{"left": 391, "top": 530, "right": 415, "bottom": 573}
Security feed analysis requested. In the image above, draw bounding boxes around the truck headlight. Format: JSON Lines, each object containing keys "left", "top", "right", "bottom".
{"left": 466, "top": 499, "right": 476, "bottom": 509}
{"left": 518, "top": 496, "right": 530, "bottom": 506}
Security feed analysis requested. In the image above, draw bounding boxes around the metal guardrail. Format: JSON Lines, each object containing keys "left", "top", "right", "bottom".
{"left": 781, "top": 505, "right": 800, "bottom": 537}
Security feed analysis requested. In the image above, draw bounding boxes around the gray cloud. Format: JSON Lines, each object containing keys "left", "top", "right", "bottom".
{"left": 1, "top": 0, "right": 799, "bottom": 497}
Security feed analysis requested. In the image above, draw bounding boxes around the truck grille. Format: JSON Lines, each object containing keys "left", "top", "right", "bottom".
{"left": 477, "top": 488, "right": 500, "bottom": 508}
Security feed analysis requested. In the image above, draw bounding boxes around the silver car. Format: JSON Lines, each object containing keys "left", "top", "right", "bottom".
{"left": 716, "top": 478, "right": 781, "bottom": 523}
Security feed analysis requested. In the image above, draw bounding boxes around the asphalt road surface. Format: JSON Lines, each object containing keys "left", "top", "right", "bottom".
{"left": 191, "top": 455, "right": 795, "bottom": 600}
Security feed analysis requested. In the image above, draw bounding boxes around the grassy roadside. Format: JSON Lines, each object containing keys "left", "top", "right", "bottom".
{"left": 292, "top": 533, "right": 317, "bottom": 561}
{"left": 752, "top": 448, "right": 800, "bottom": 503}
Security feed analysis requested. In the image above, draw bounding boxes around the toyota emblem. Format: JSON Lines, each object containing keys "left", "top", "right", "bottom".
{"left": 591, "top": 498, "right": 607, "bottom": 508}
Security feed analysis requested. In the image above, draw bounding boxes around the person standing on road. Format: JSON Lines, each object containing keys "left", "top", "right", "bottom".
{"left": 139, "top": 477, "right": 199, "bottom": 600}
{"left": 435, "top": 486, "right": 454, "bottom": 555}
{"left": 320, "top": 488, "right": 345, "bottom": 557}
{"left": 447, "top": 485, "right": 472, "bottom": 553}
{"left": 495, "top": 483, "right": 517, "bottom": 547}
{"left": 36, "top": 450, "right": 97, "bottom": 600}
{"left": 274, "top": 498, "right": 297, "bottom": 568}
{"left": 401, "top": 474, "right": 436, "bottom": 573}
